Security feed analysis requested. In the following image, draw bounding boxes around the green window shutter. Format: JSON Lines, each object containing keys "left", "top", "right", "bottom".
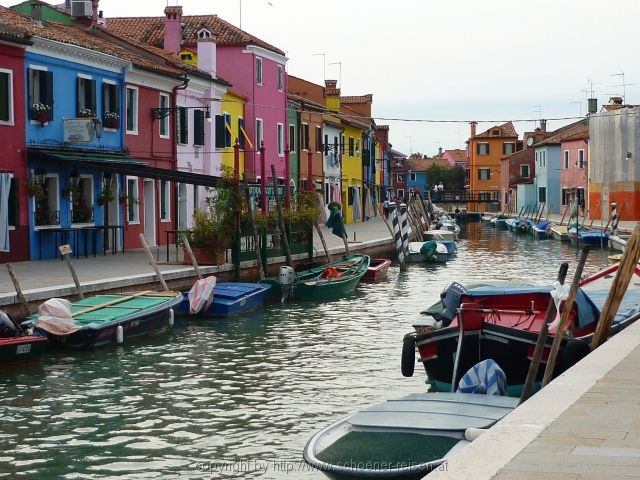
{"left": 102, "top": 82, "right": 108, "bottom": 116}
{"left": 476, "top": 143, "right": 480, "bottom": 155}
{"left": 90, "top": 79, "right": 97, "bottom": 113}
{"left": 238, "top": 118, "right": 245, "bottom": 149}
{"left": 44, "top": 71, "right": 53, "bottom": 119}
{"left": 177, "top": 107, "right": 188, "bottom": 144}
{"left": 0, "top": 72, "right": 8, "bottom": 122}
{"left": 215, "top": 115, "right": 225, "bottom": 148}
{"left": 193, "top": 109, "right": 205, "bottom": 146}
{"left": 224, "top": 113, "right": 232, "bottom": 147}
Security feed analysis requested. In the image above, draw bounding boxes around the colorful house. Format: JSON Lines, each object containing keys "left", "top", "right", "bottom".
{"left": 0, "top": 19, "right": 30, "bottom": 262}
{"left": 500, "top": 147, "right": 535, "bottom": 213}
{"left": 467, "top": 121, "right": 518, "bottom": 212}
{"left": 286, "top": 97, "right": 299, "bottom": 190}
{"left": 559, "top": 121, "right": 588, "bottom": 213}
{"left": 220, "top": 90, "right": 247, "bottom": 176}
{"left": 107, "top": 7, "right": 289, "bottom": 188}
{"left": 375, "top": 125, "right": 391, "bottom": 201}
{"left": 390, "top": 149, "right": 409, "bottom": 201}
{"left": 442, "top": 148, "right": 467, "bottom": 168}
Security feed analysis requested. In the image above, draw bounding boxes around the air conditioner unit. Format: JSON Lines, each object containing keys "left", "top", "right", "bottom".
{"left": 71, "top": 0, "right": 92, "bottom": 17}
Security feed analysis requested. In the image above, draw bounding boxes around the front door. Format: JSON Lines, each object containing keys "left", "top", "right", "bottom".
{"left": 143, "top": 179, "right": 156, "bottom": 246}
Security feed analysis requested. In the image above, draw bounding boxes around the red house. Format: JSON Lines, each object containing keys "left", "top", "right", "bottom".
{"left": 0, "top": 25, "right": 30, "bottom": 262}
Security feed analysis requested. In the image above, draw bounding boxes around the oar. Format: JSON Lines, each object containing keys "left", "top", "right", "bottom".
{"left": 519, "top": 262, "right": 569, "bottom": 404}
{"left": 542, "top": 245, "right": 590, "bottom": 386}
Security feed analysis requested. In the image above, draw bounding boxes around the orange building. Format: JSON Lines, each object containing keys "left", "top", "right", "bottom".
{"left": 467, "top": 121, "right": 518, "bottom": 212}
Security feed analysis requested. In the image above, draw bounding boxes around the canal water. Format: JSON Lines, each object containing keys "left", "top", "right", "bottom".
{"left": 0, "top": 224, "right": 613, "bottom": 479}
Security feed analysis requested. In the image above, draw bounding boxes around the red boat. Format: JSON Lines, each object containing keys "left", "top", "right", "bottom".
{"left": 0, "top": 312, "right": 47, "bottom": 368}
{"left": 402, "top": 263, "right": 640, "bottom": 396}
{"left": 362, "top": 258, "right": 391, "bottom": 282}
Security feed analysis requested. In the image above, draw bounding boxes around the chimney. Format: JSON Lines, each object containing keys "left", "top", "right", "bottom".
{"left": 164, "top": 5, "right": 183, "bottom": 57}
{"left": 470, "top": 121, "right": 477, "bottom": 137}
{"left": 324, "top": 79, "right": 341, "bottom": 112}
{"left": 540, "top": 119, "right": 547, "bottom": 132}
{"left": 438, "top": 147, "right": 443, "bottom": 157}
{"left": 587, "top": 98, "right": 598, "bottom": 114}
{"left": 609, "top": 96, "right": 623, "bottom": 105}
{"left": 196, "top": 28, "right": 216, "bottom": 76}
{"left": 30, "top": 0, "right": 42, "bottom": 25}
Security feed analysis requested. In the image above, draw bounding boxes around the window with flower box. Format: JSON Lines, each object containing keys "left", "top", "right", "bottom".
{"left": 28, "top": 67, "right": 53, "bottom": 122}
{"left": 71, "top": 176, "right": 94, "bottom": 224}
{"left": 77, "top": 76, "right": 96, "bottom": 118}
{"left": 34, "top": 175, "right": 60, "bottom": 227}
{"left": 102, "top": 81, "right": 119, "bottom": 129}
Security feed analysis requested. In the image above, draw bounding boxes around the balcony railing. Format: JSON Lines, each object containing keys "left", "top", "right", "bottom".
{"left": 429, "top": 190, "right": 499, "bottom": 204}
{"left": 72, "top": 206, "right": 94, "bottom": 223}
{"left": 35, "top": 209, "right": 61, "bottom": 226}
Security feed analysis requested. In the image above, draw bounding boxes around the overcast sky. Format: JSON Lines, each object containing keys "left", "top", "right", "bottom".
{"left": 4, "top": 0, "right": 640, "bottom": 156}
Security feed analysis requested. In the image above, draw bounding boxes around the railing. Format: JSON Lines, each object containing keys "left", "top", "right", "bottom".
{"left": 429, "top": 190, "right": 499, "bottom": 204}
{"left": 35, "top": 209, "right": 60, "bottom": 226}
{"left": 72, "top": 206, "right": 94, "bottom": 223}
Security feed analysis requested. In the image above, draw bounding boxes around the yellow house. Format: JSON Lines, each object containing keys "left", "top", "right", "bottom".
{"left": 339, "top": 116, "right": 369, "bottom": 224}
{"left": 220, "top": 90, "right": 248, "bottom": 176}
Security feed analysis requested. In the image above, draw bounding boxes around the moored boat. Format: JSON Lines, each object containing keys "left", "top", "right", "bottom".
{"left": 362, "top": 258, "right": 391, "bottom": 283}
{"left": 176, "top": 282, "right": 271, "bottom": 317}
{"left": 0, "top": 311, "right": 48, "bottom": 368}
{"left": 260, "top": 255, "right": 370, "bottom": 301}
{"left": 22, "top": 291, "right": 182, "bottom": 349}
{"left": 609, "top": 234, "right": 628, "bottom": 252}
{"left": 423, "top": 229, "right": 457, "bottom": 241}
{"left": 577, "top": 230, "right": 609, "bottom": 247}
{"left": 530, "top": 220, "right": 551, "bottom": 239}
{"left": 549, "top": 224, "right": 569, "bottom": 241}
{"left": 408, "top": 241, "right": 456, "bottom": 264}
{"left": 304, "top": 392, "right": 517, "bottom": 480}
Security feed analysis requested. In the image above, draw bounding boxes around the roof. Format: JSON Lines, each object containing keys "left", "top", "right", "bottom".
{"left": 601, "top": 104, "right": 640, "bottom": 111}
{"left": 106, "top": 14, "right": 285, "bottom": 56}
{"left": 502, "top": 146, "right": 534, "bottom": 162}
{"left": 341, "top": 95, "right": 373, "bottom": 104}
{"left": 390, "top": 149, "right": 407, "bottom": 158}
{"left": 0, "top": 6, "right": 185, "bottom": 79}
{"left": 408, "top": 157, "right": 451, "bottom": 172}
{"left": 473, "top": 121, "right": 518, "bottom": 139}
{"left": 443, "top": 149, "right": 466, "bottom": 162}
{"left": 534, "top": 119, "right": 588, "bottom": 146}
{"left": 287, "top": 93, "right": 325, "bottom": 111}
{"left": 0, "top": 20, "right": 31, "bottom": 44}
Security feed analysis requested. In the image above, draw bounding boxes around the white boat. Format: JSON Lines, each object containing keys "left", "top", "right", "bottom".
{"left": 423, "top": 229, "right": 457, "bottom": 241}
{"left": 548, "top": 224, "right": 569, "bottom": 241}
{"left": 304, "top": 392, "right": 518, "bottom": 480}
{"left": 609, "top": 235, "right": 628, "bottom": 252}
{"left": 408, "top": 241, "right": 455, "bottom": 263}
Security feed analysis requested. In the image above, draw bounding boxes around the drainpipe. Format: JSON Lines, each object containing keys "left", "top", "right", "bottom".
{"left": 170, "top": 74, "right": 189, "bottom": 240}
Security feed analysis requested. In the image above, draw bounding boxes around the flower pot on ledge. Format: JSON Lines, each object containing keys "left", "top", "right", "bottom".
{"left": 184, "top": 247, "right": 227, "bottom": 266}
{"left": 32, "top": 110, "right": 50, "bottom": 126}
{"left": 103, "top": 117, "right": 120, "bottom": 129}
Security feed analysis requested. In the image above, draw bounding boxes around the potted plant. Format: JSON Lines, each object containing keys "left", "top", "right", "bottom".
{"left": 186, "top": 186, "right": 236, "bottom": 265}
{"left": 79, "top": 107, "right": 94, "bottom": 118}
{"left": 31, "top": 103, "right": 51, "bottom": 125}
{"left": 97, "top": 187, "right": 115, "bottom": 206}
{"left": 25, "top": 177, "right": 45, "bottom": 199}
{"left": 103, "top": 111, "right": 120, "bottom": 129}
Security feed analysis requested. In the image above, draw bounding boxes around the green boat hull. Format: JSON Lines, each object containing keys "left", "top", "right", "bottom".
{"left": 261, "top": 255, "right": 370, "bottom": 301}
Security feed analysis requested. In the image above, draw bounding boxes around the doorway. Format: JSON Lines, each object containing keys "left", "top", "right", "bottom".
{"left": 143, "top": 179, "right": 156, "bottom": 246}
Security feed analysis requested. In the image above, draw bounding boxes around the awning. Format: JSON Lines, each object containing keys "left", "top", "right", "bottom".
{"left": 28, "top": 148, "right": 227, "bottom": 188}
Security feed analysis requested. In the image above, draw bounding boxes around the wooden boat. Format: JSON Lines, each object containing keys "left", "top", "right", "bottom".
{"left": 408, "top": 241, "right": 456, "bottom": 264}
{"left": 22, "top": 291, "right": 182, "bottom": 349}
{"left": 362, "top": 258, "right": 391, "bottom": 283}
{"left": 0, "top": 311, "right": 48, "bottom": 368}
{"left": 609, "top": 234, "right": 628, "bottom": 252}
{"left": 530, "top": 220, "right": 551, "bottom": 239}
{"left": 423, "top": 229, "right": 457, "bottom": 241}
{"left": 548, "top": 224, "right": 569, "bottom": 241}
{"left": 260, "top": 255, "right": 370, "bottom": 301}
{"left": 403, "top": 263, "right": 640, "bottom": 396}
{"left": 176, "top": 282, "right": 271, "bottom": 317}
{"left": 304, "top": 392, "right": 517, "bottom": 480}
{"left": 577, "top": 230, "right": 609, "bottom": 247}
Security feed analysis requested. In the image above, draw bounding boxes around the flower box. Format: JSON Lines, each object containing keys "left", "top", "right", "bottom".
{"left": 103, "top": 117, "right": 120, "bottom": 129}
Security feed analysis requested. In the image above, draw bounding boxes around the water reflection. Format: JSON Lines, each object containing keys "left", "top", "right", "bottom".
{"left": 0, "top": 224, "right": 612, "bottom": 479}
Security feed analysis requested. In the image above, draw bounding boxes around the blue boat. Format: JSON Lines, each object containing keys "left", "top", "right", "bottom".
{"left": 531, "top": 220, "right": 551, "bottom": 239}
{"left": 176, "top": 283, "right": 271, "bottom": 317}
{"left": 577, "top": 231, "right": 609, "bottom": 247}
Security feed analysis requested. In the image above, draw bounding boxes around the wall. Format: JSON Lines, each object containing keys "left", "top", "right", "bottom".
{"left": 560, "top": 138, "right": 588, "bottom": 210}
{"left": 468, "top": 135, "right": 517, "bottom": 212}
{"left": 0, "top": 43, "right": 29, "bottom": 262}
{"left": 286, "top": 104, "right": 298, "bottom": 187}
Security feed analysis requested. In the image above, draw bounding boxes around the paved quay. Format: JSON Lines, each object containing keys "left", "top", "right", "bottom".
{"left": 428, "top": 312, "right": 640, "bottom": 480}
{"left": 0, "top": 216, "right": 394, "bottom": 308}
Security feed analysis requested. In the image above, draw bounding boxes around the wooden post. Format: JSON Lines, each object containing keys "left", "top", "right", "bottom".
{"left": 314, "top": 223, "right": 332, "bottom": 263}
{"left": 5, "top": 263, "right": 31, "bottom": 317}
{"left": 58, "top": 244, "right": 84, "bottom": 299}
{"left": 341, "top": 233, "right": 351, "bottom": 256}
{"left": 243, "top": 176, "right": 265, "bottom": 280}
{"left": 271, "top": 164, "right": 293, "bottom": 266}
{"left": 181, "top": 233, "right": 202, "bottom": 280}
{"left": 591, "top": 224, "right": 640, "bottom": 350}
{"left": 611, "top": 202, "right": 625, "bottom": 235}
{"left": 519, "top": 262, "right": 569, "bottom": 404}
{"left": 559, "top": 204, "right": 569, "bottom": 226}
{"left": 542, "top": 245, "right": 591, "bottom": 386}
{"left": 139, "top": 233, "right": 169, "bottom": 291}
{"left": 377, "top": 203, "right": 395, "bottom": 238}
{"left": 545, "top": 204, "right": 551, "bottom": 221}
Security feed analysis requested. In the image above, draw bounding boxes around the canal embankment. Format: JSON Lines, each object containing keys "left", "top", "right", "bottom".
{"left": 0, "top": 217, "right": 395, "bottom": 319}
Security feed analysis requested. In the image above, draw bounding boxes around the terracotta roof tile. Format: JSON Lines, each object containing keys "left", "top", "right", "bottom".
{"left": 408, "top": 157, "right": 451, "bottom": 172}
{"left": 601, "top": 104, "right": 640, "bottom": 111}
{"left": 106, "top": 14, "right": 285, "bottom": 56}
{"left": 474, "top": 121, "right": 518, "bottom": 138}
{"left": 341, "top": 94, "right": 372, "bottom": 104}
{"left": 535, "top": 119, "right": 588, "bottom": 146}
{"left": 443, "top": 149, "right": 466, "bottom": 162}
{"left": 0, "top": 20, "right": 31, "bottom": 43}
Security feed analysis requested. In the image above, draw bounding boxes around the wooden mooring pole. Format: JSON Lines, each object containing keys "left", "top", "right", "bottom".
{"left": 139, "top": 233, "right": 169, "bottom": 291}
{"left": 59, "top": 244, "right": 84, "bottom": 299}
{"left": 5, "top": 263, "right": 31, "bottom": 317}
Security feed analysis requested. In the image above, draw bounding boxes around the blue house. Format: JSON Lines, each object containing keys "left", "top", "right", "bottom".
{"left": 407, "top": 157, "right": 430, "bottom": 197}
{"left": 533, "top": 133, "right": 564, "bottom": 214}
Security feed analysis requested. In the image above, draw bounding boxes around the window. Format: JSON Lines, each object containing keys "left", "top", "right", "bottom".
{"left": 255, "top": 57, "right": 263, "bottom": 85}
{"left": 538, "top": 186, "right": 546, "bottom": 203}
{"left": 160, "top": 180, "right": 170, "bottom": 221}
{"left": 324, "top": 134, "right": 329, "bottom": 155}
{"left": 503, "top": 142, "right": 515, "bottom": 155}
{"left": 520, "top": 164, "right": 530, "bottom": 178}
{"left": 349, "top": 137, "right": 354, "bottom": 156}
{"left": 277, "top": 65, "right": 283, "bottom": 91}
{"left": 288, "top": 124, "right": 296, "bottom": 153}
{"left": 478, "top": 168, "right": 491, "bottom": 180}
{"left": 224, "top": 113, "right": 232, "bottom": 147}
{"left": 410, "top": 173, "right": 416, "bottom": 181}
{"left": 301, "top": 123, "right": 309, "bottom": 150}
{"left": 7, "top": 177, "right": 17, "bottom": 227}
{"left": 277, "top": 123, "right": 284, "bottom": 156}
{"left": 102, "top": 81, "right": 119, "bottom": 128}
{"left": 578, "top": 150, "right": 585, "bottom": 169}
{"left": 77, "top": 76, "right": 96, "bottom": 117}
{"left": 492, "top": 129, "right": 501, "bottom": 136}
{"left": 28, "top": 67, "right": 54, "bottom": 121}
{"left": 562, "top": 188, "right": 570, "bottom": 206}
{"left": 256, "top": 118, "right": 263, "bottom": 148}
{"left": 126, "top": 177, "right": 139, "bottom": 223}
{"left": 315, "top": 126, "right": 322, "bottom": 153}
{"left": 542, "top": 150, "right": 546, "bottom": 167}
{"left": 35, "top": 175, "right": 60, "bottom": 227}
{"left": 477, "top": 143, "right": 489, "bottom": 155}
{"left": 72, "top": 175, "right": 94, "bottom": 224}
{"left": 397, "top": 174, "right": 404, "bottom": 182}
{"left": 397, "top": 189, "right": 404, "bottom": 199}
{"left": 125, "top": 86, "right": 138, "bottom": 134}
{"left": 0, "top": 69, "right": 14, "bottom": 124}
{"left": 159, "top": 93, "right": 170, "bottom": 138}
{"left": 193, "top": 109, "right": 205, "bottom": 146}
{"left": 563, "top": 150, "right": 569, "bottom": 169}
{"left": 177, "top": 107, "right": 188, "bottom": 144}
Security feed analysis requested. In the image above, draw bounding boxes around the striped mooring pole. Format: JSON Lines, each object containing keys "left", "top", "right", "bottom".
{"left": 389, "top": 202, "right": 406, "bottom": 272}
{"left": 399, "top": 203, "right": 410, "bottom": 260}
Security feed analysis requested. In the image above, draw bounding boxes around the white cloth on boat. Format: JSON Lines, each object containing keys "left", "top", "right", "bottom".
{"left": 0, "top": 173, "right": 10, "bottom": 252}
{"left": 547, "top": 280, "right": 570, "bottom": 330}
{"left": 36, "top": 298, "right": 81, "bottom": 335}
{"left": 188, "top": 276, "right": 217, "bottom": 314}
{"left": 457, "top": 359, "right": 507, "bottom": 396}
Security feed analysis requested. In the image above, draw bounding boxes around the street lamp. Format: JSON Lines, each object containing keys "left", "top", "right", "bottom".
{"left": 69, "top": 168, "right": 79, "bottom": 187}
{"left": 103, "top": 172, "right": 113, "bottom": 189}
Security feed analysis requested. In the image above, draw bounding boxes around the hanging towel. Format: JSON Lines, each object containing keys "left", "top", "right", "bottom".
{"left": 352, "top": 186, "right": 361, "bottom": 221}
{"left": 0, "top": 174, "right": 10, "bottom": 252}
{"left": 363, "top": 186, "right": 371, "bottom": 219}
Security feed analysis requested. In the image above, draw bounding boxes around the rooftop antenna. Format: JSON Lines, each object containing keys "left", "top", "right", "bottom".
{"left": 328, "top": 61, "right": 342, "bottom": 88}
{"left": 609, "top": 72, "right": 634, "bottom": 103}
{"left": 532, "top": 105, "right": 542, "bottom": 128}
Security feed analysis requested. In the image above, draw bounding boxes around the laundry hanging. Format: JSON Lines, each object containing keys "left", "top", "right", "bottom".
{"left": 352, "top": 186, "right": 361, "bottom": 221}
{"left": 0, "top": 174, "right": 10, "bottom": 252}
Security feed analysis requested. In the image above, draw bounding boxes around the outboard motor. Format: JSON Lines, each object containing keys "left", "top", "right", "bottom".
{"left": 0, "top": 311, "right": 22, "bottom": 338}
{"left": 277, "top": 266, "right": 296, "bottom": 302}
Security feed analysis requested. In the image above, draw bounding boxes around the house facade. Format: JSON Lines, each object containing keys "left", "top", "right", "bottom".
{"left": 390, "top": 149, "right": 409, "bottom": 201}
{"left": 500, "top": 148, "right": 535, "bottom": 213}
{"left": 560, "top": 128, "right": 588, "bottom": 213}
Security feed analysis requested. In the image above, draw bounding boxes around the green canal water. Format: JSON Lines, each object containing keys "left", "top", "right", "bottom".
{"left": 0, "top": 224, "right": 613, "bottom": 479}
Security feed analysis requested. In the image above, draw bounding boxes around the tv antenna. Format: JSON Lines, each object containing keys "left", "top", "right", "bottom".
{"left": 609, "top": 72, "right": 634, "bottom": 103}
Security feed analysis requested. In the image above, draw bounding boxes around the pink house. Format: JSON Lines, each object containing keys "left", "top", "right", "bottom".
{"left": 442, "top": 148, "right": 467, "bottom": 168}
{"left": 559, "top": 125, "right": 589, "bottom": 210}
{"left": 107, "top": 7, "right": 289, "bottom": 182}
